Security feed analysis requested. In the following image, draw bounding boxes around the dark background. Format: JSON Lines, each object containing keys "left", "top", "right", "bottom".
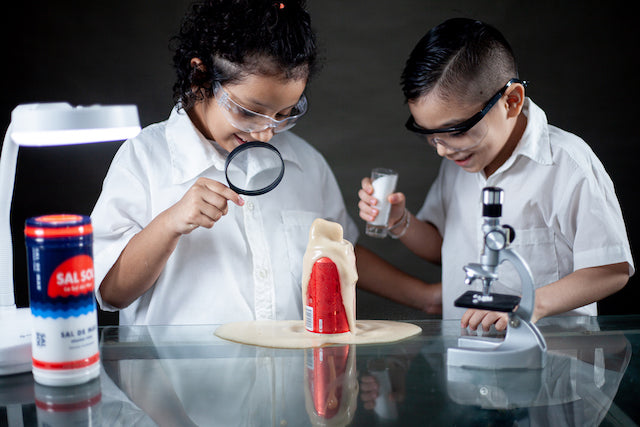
{"left": 2, "top": 0, "right": 638, "bottom": 325}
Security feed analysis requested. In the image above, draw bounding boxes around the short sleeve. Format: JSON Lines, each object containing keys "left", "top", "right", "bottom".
{"left": 416, "top": 160, "right": 448, "bottom": 235}
{"left": 558, "top": 161, "right": 634, "bottom": 276}
{"left": 90, "top": 142, "right": 150, "bottom": 310}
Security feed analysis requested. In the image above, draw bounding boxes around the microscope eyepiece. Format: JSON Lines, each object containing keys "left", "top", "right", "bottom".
{"left": 482, "top": 187, "right": 504, "bottom": 217}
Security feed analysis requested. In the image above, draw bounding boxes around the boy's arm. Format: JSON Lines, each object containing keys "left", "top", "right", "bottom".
{"left": 532, "top": 262, "right": 629, "bottom": 322}
{"left": 354, "top": 244, "right": 442, "bottom": 315}
{"left": 461, "top": 262, "right": 629, "bottom": 331}
{"left": 388, "top": 209, "right": 442, "bottom": 264}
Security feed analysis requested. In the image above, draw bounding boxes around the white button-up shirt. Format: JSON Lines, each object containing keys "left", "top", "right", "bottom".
{"left": 417, "top": 98, "right": 634, "bottom": 320}
{"left": 91, "top": 107, "right": 358, "bottom": 325}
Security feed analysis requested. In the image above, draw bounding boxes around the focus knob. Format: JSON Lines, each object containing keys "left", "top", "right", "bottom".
{"left": 485, "top": 229, "right": 507, "bottom": 250}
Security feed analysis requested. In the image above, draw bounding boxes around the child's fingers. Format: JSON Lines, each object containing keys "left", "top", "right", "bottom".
{"left": 358, "top": 200, "right": 378, "bottom": 222}
{"left": 462, "top": 309, "right": 507, "bottom": 332}
{"left": 177, "top": 178, "right": 244, "bottom": 233}
{"left": 358, "top": 188, "right": 378, "bottom": 206}
{"left": 460, "top": 309, "right": 473, "bottom": 328}
{"left": 202, "top": 178, "right": 244, "bottom": 206}
{"left": 493, "top": 313, "right": 509, "bottom": 331}
{"left": 388, "top": 192, "right": 406, "bottom": 206}
{"left": 386, "top": 193, "right": 407, "bottom": 226}
{"left": 361, "top": 177, "right": 374, "bottom": 195}
{"left": 461, "top": 309, "right": 486, "bottom": 330}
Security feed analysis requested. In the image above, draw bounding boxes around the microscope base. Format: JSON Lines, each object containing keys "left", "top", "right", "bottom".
{"left": 447, "top": 318, "right": 547, "bottom": 370}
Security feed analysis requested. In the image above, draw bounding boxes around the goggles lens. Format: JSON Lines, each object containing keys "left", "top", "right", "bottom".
{"left": 214, "top": 82, "right": 307, "bottom": 134}
{"left": 406, "top": 78, "right": 527, "bottom": 152}
{"left": 424, "top": 120, "right": 489, "bottom": 152}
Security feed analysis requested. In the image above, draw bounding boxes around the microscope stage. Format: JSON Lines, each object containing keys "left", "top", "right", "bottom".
{"left": 454, "top": 291, "right": 521, "bottom": 312}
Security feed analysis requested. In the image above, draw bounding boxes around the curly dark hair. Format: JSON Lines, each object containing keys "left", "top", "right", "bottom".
{"left": 171, "top": 0, "right": 318, "bottom": 110}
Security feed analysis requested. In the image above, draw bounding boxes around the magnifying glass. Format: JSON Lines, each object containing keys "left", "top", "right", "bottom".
{"left": 224, "top": 141, "right": 285, "bottom": 196}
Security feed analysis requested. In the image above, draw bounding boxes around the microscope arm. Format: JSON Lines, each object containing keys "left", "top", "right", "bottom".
{"left": 499, "top": 248, "right": 535, "bottom": 322}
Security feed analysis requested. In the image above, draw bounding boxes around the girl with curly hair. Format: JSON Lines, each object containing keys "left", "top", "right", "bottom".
{"left": 90, "top": 0, "right": 368, "bottom": 325}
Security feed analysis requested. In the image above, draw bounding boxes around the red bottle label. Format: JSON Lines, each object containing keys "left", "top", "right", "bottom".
{"left": 306, "top": 257, "right": 349, "bottom": 334}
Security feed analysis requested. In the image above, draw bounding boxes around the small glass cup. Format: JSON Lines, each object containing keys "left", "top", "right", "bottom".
{"left": 365, "top": 168, "right": 398, "bottom": 238}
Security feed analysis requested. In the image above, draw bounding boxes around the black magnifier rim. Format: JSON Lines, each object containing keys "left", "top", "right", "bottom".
{"left": 224, "top": 141, "right": 285, "bottom": 196}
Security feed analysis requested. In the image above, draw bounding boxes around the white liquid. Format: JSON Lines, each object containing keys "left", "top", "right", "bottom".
{"left": 215, "top": 320, "right": 421, "bottom": 349}
{"left": 215, "top": 218, "right": 421, "bottom": 348}
{"left": 369, "top": 174, "right": 397, "bottom": 226}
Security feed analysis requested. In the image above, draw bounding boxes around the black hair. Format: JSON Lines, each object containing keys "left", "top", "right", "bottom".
{"left": 401, "top": 18, "right": 518, "bottom": 103}
{"left": 171, "top": 0, "right": 318, "bottom": 109}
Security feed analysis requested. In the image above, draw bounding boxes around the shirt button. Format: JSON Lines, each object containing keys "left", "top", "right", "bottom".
{"left": 246, "top": 201, "right": 254, "bottom": 211}
{"left": 258, "top": 268, "right": 269, "bottom": 280}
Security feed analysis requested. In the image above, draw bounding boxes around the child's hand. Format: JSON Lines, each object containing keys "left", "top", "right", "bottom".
{"left": 461, "top": 309, "right": 509, "bottom": 332}
{"left": 166, "top": 177, "right": 245, "bottom": 235}
{"left": 359, "top": 374, "right": 380, "bottom": 410}
{"left": 358, "top": 177, "right": 406, "bottom": 227}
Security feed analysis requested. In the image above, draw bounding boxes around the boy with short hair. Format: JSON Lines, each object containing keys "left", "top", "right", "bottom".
{"left": 358, "top": 18, "right": 633, "bottom": 331}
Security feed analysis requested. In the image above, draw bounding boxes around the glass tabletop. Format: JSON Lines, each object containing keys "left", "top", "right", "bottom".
{"left": 1, "top": 315, "right": 639, "bottom": 426}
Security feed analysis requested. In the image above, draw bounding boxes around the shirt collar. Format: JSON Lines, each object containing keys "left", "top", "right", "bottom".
{"left": 165, "top": 106, "right": 226, "bottom": 184}
{"left": 165, "top": 106, "right": 303, "bottom": 185}
{"left": 489, "top": 98, "right": 553, "bottom": 178}
{"left": 508, "top": 98, "right": 553, "bottom": 166}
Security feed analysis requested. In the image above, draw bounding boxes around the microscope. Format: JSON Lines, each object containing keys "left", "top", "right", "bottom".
{"left": 447, "top": 187, "right": 547, "bottom": 369}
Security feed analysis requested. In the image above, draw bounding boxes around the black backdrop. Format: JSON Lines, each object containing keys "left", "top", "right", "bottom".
{"left": 2, "top": 0, "right": 638, "bottom": 324}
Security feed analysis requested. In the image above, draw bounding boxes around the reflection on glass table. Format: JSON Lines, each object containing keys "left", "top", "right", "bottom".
{"left": 447, "top": 330, "right": 631, "bottom": 426}
{"left": 0, "top": 315, "right": 638, "bottom": 426}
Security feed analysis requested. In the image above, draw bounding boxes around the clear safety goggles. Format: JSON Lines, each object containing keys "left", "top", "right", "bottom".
{"left": 214, "top": 81, "right": 307, "bottom": 134}
{"left": 422, "top": 120, "right": 489, "bottom": 153}
{"left": 405, "top": 78, "right": 527, "bottom": 152}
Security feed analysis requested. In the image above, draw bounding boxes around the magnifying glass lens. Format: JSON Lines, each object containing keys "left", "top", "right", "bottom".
{"left": 225, "top": 141, "right": 285, "bottom": 196}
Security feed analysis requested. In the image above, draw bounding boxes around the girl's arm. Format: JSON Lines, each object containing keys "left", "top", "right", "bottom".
{"left": 99, "top": 210, "right": 182, "bottom": 309}
{"left": 99, "top": 177, "right": 243, "bottom": 309}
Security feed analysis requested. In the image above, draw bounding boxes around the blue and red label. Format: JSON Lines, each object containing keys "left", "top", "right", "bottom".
{"left": 25, "top": 214, "right": 96, "bottom": 319}
{"left": 27, "top": 246, "right": 95, "bottom": 319}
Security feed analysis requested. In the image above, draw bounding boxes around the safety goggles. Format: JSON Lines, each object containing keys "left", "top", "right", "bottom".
{"left": 214, "top": 81, "right": 307, "bottom": 134}
{"left": 405, "top": 78, "right": 527, "bottom": 152}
